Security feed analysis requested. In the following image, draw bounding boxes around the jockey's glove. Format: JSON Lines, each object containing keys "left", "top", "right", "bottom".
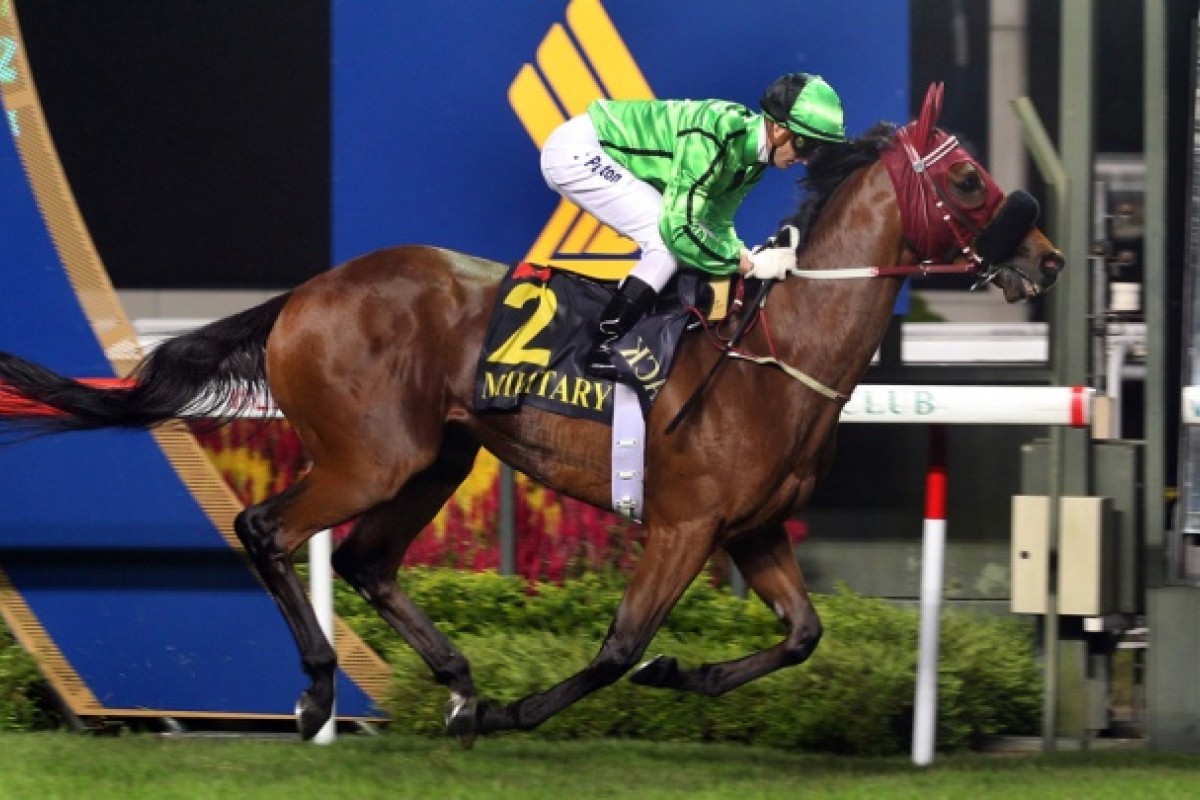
{"left": 745, "top": 225, "right": 800, "bottom": 281}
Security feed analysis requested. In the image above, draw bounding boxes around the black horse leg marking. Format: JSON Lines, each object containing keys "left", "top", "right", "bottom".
{"left": 234, "top": 494, "right": 337, "bottom": 740}
{"left": 630, "top": 524, "right": 822, "bottom": 696}
{"left": 448, "top": 523, "right": 714, "bottom": 736}
{"left": 332, "top": 447, "right": 481, "bottom": 702}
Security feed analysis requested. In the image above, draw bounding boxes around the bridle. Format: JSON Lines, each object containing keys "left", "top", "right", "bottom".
{"left": 782, "top": 122, "right": 1044, "bottom": 290}
{"left": 879, "top": 120, "right": 1043, "bottom": 291}
{"left": 891, "top": 127, "right": 997, "bottom": 264}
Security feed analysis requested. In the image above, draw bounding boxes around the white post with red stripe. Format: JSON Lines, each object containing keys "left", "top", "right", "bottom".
{"left": 835, "top": 385, "right": 1092, "bottom": 766}
{"left": 912, "top": 425, "right": 947, "bottom": 767}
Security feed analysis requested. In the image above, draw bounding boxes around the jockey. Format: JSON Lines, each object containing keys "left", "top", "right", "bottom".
{"left": 540, "top": 72, "right": 847, "bottom": 379}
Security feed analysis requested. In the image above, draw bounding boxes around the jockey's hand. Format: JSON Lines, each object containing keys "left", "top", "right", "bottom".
{"left": 738, "top": 248, "right": 755, "bottom": 275}
{"left": 745, "top": 246, "right": 796, "bottom": 281}
{"left": 741, "top": 224, "right": 800, "bottom": 280}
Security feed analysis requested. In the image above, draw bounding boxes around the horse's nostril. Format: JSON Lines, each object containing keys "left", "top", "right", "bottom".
{"left": 1041, "top": 252, "right": 1065, "bottom": 275}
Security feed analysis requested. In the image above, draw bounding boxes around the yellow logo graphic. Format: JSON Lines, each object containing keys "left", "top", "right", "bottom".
{"left": 509, "top": 0, "right": 653, "bottom": 281}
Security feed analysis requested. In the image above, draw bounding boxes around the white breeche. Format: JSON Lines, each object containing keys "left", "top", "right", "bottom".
{"left": 540, "top": 114, "right": 677, "bottom": 292}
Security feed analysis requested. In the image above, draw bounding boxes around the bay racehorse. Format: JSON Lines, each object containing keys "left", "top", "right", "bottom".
{"left": 0, "top": 84, "right": 1062, "bottom": 741}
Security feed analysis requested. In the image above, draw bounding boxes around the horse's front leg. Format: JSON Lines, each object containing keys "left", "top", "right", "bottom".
{"left": 630, "top": 523, "right": 822, "bottom": 696}
{"left": 449, "top": 522, "right": 715, "bottom": 736}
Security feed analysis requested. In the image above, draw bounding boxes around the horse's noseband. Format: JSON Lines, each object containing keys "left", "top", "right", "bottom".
{"left": 966, "top": 189, "right": 1043, "bottom": 290}
{"left": 974, "top": 190, "right": 1039, "bottom": 266}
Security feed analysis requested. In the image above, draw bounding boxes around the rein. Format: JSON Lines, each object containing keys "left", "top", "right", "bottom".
{"left": 665, "top": 82, "right": 1044, "bottom": 431}
{"left": 714, "top": 261, "right": 981, "bottom": 404}
{"left": 664, "top": 277, "right": 775, "bottom": 435}
{"left": 682, "top": 286, "right": 850, "bottom": 406}
{"left": 788, "top": 259, "right": 1049, "bottom": 295}
{"left": 787, "top": 261, "right": 979, "bottom": 280}
{"left": 726, "top": 350, "right": 848, "bottom": 403}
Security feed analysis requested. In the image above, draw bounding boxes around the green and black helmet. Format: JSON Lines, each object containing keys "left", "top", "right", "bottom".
{"left": 760, "top": 72, "right": 846, "bottom": 145}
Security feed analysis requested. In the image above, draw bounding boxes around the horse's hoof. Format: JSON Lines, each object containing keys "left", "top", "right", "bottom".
{"left": 630, "top": 654, "right": 679, "bottom": 688}
{"left": 295, "top": 690, "right": 332, "bottom": 741}
{"left": 445, "top": 693, "right": 481, "bottom": 747}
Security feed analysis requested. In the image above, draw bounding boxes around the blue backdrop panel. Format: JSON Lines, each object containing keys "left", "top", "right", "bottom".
{"left": 0, "top": 96, "right": 378, "bottom": 718}
{"left": 332, "top": 0, "right": 909, "bottom": 264}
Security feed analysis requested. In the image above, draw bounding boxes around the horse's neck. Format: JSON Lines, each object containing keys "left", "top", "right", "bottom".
{"left": 768, "top": 163, "right": 905, "bottom": 395}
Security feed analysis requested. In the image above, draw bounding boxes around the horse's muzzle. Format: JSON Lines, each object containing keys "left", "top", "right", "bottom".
{"left": 975, "top": 190, "right": 1040, "bottom": 267}
{"left": 1039, "top": 250, "right": 1065, "bottom": 285}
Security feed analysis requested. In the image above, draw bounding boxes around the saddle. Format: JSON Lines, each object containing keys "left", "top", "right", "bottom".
{"left": 472, "top": 263, "right": 748, "bottom": 424}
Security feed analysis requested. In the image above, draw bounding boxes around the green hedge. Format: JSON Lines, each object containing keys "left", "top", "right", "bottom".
{"left": 0, "top": 627, "right": 53, "bottom": 731}
{"left": 0, "top": 568, "right": 1042, "bottom": 752}
{"left": 336, "top": 569, "right": 1042, "bottom": 755}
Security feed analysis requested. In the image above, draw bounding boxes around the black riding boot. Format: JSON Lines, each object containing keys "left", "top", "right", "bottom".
{"left": 586, "top": 275, "right": 658, "bottom": 379}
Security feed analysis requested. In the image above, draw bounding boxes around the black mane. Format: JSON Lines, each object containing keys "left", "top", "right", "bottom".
{"left": 780, "top": 121, "right": 897, "bottom": 249}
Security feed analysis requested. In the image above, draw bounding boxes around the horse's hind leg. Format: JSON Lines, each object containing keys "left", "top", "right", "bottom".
{"left": 630, "top": 523, "right": 822, "bottom": 696}
{"left": 235, "top": 464, "right": 398, "bottom": 740}
{"left": 331, "top": 430, "right": 481, "bottom": 705}
{"left": 448, "top": 521, "right": 715, "bottom": 737}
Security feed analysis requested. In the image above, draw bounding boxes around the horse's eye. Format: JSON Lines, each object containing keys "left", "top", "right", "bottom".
{"left": 947, "top": 164, "right": 987, "bottom": 209}
{"left": 959, "top": 173, "right": 983, "bottom": 194}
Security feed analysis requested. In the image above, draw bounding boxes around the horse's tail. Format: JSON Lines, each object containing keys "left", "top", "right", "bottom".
{"left": 0, "top": 292, "right": 292, "bottom": 436}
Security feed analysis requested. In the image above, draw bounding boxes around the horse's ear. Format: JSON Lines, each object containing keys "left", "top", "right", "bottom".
{"left": 913, "top": 82, "right": 944, "bottom": 147}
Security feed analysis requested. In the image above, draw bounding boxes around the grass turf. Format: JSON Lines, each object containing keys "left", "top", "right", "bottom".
{"left": 0, "top": 734, "right": 1197, "bottom": 799}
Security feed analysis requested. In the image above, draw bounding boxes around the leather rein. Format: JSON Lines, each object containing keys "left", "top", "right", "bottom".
{"left": 670, "top": 112, "right": 1037, "bottom": 428}
{"left": 709, "top": 128, "right": 1013, "bottom": 406}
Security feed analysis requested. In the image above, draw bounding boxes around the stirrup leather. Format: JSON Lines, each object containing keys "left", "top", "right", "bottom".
{"left": 586, "top": 276, "right": 657, "bottom": 378}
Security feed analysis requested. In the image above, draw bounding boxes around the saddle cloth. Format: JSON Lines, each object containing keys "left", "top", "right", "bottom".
{"left": 472, "top": 263, "right": 723, "bottom": 423}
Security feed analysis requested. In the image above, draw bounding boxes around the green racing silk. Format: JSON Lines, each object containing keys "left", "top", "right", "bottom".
{"left": 588, "top": 98, "right": 767, "bottom": 274}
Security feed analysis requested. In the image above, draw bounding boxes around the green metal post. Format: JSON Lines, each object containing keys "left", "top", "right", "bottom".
{"left": 500, "top": 464, "right": 516, "bottom": 575}
{"left": 1054, "top": 0, "right": 1097, "bottom": 750}
{"left": 1144, "top": 0, "right": 1200, "bottom": 754}
{"left": 1142, "top": 0, "right": 1168, "bottom": 581}
{"left": 1011, "top": 93, "right": 1068, "bottom": 752}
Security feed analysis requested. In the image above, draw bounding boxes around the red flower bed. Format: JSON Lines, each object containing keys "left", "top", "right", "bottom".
{"left": 187, "top": 420, "right": 675, "bottom": 583}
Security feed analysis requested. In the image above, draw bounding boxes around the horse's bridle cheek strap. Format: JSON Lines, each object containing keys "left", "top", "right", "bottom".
{"left": 973, "top": 190, "right": 1040, "bottom": 266}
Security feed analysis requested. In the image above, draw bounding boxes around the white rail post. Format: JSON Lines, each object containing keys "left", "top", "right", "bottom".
{"left": 837, "top": 386, "right": 1091, "bottom": 765}
{"left": 310, "top": 528, "right": 336, "bottom": 744}
{"left": 912, "top": 424, "right": 948, "bottom": 766}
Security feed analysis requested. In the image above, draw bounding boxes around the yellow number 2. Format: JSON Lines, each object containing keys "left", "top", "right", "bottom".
{"left": 486, "top": 283, "right": 558, "bottom": 367}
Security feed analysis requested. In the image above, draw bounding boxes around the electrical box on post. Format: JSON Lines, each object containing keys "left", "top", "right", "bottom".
{"left": 1059, "top": 496, "right": 1115, "bottom": 616}
{"left": 1012, "top": 495, "right": 1050, "bottom": 613}
{"left": 1011, "top": 495, "right": 1115, "bottom": 616}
